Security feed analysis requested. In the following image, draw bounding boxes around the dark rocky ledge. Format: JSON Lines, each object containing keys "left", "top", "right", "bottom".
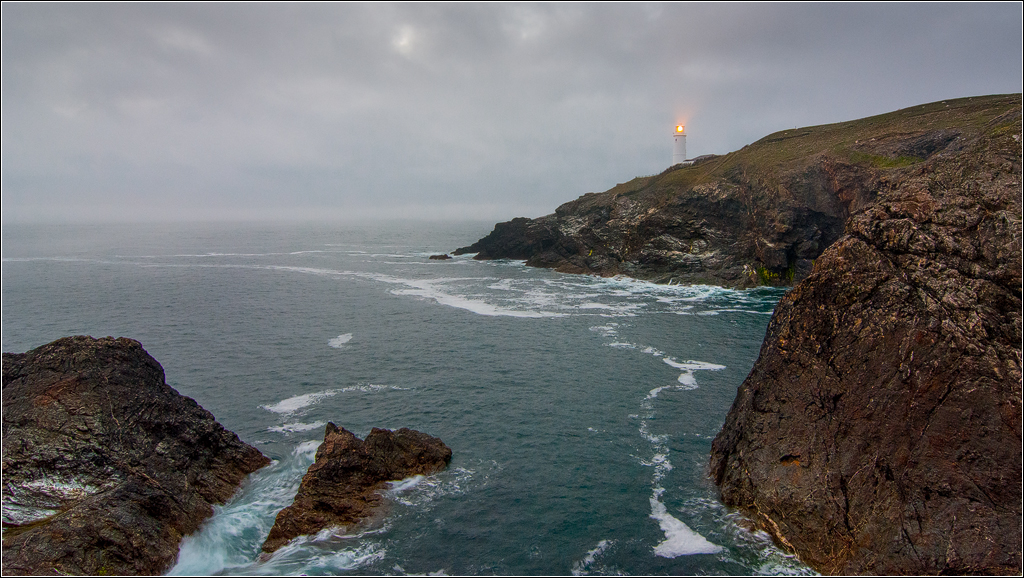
{"left": 1, "top": 336, "right": 270, "bottom": 576}
{"left": 261, "top": 422, "right": 452, "bottom": 554}
{"left": 709, "top": 104, "right": 1022, "bottom": 573}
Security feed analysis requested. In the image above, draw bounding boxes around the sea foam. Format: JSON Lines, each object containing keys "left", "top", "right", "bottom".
{"left": 328, "top": 333, "right": 353, "bottom": 348}
{"left": 649, "top": 494, "right": 724, "bottom": 557}
{"left": 262, "top": 390, "right": 340, "bottom": 414}
{"left": 268, "top": 421, "right": 328, "bottom": 434}
{"left": 262, "top": 385, "right": 408, "bottom": 415}
{"left": 571, "top": 539, "right": 615, "bottom": 575}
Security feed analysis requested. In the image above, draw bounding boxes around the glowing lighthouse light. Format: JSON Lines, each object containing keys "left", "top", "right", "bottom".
{"left": 672, "top": 124, "right": 687, "bottom": 165}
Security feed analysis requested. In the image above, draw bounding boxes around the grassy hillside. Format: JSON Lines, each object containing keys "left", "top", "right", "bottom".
{"left": 611, "top": 93, "right": 1021, "bottom": 201}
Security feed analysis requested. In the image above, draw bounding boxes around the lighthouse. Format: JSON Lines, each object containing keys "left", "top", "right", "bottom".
{"left": 672, "top": 125, "right": 687, "bottom": 165}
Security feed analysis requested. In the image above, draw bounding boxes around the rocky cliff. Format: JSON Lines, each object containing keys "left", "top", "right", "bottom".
{"left": 457, "top": 95, "right": 1020, "bottom": 288}
{"left": 1, "top": 336, "right": 270, "bottom": 576}
{"left": 261, "top": 423, "right": 452, "bottom": 554}
{"left": 709, "top": 101, "right": 1022, "bottom": 574}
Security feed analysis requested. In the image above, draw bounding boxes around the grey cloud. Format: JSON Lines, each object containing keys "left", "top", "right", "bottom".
{"left": 2, "top": 3, "right": 1021, "bottom": 222}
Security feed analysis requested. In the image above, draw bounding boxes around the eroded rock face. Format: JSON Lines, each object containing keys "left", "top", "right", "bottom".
{"left": 1, "top": 336, "right": 269, "bottom": 576}
{"left": 709, "top": 107, "right": 1022, "bottom": 573}
{"left": 261, "top": 423, "right": 452, "bottom": 554}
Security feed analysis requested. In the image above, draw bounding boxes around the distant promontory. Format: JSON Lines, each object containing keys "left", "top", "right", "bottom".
{"left": 456, "top": 94, "right": 1020, "bottom": 289}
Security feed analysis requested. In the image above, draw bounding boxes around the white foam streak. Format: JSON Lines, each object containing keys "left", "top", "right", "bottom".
{"left": 390, "top": 285, "right": 562, "bottom": 318}
{"left": 661, "top": 359, "right": 726, "bottom": 372}
{"left": 649, "top": 497, "right": 724, "bottom": 557}
{"left": 662, "top": 358, "right": 725, "bottom": 391}
{"left": 262, "top": 390, "right": 339, "bottom": 414}
{"left": 386, "top": 475, "right": 426, "bottom": 493}
{"left": 28, "top": 251, "right": 781, "bottom": 321}
{"left": 262, "top": 385, "right": 408, "bottom": 415}
{"left": 293, "top": 440, "right": 322, "bottom": 458}
{"left": 571, "top": 539, "right": 615, "bottom": 575}
{"left": 258, "top": 537, "right": 387, "bottom": 575}
{"left": 268, "top": 421, "right": 327, "bottom": 434}
{"left": 328, "top": 333, "right": 353, "bottom": 348}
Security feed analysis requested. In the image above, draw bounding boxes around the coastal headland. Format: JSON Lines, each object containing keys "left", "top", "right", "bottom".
{"left": 457, "top": 94, "right": 1020, "bottom": 289}
{"left": 462, "top": 94, "right": 1023, "bottom": 574}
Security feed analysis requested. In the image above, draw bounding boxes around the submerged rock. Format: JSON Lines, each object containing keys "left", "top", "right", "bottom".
{"left": 429, "top": 253, "right": 453, "bottom": 260}
{"left": 709, "top": 103, "right": 1022, "bottom": 573}
{"left": 1, "top": 336, "right": 269, "bottom": 576}
{"left": 261, "top": 423, "right": 451, "bottom": 554}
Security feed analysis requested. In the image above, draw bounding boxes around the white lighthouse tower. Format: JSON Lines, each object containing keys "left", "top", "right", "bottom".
{"left": 672, "top": 124, "right": 687, "bottom": 165}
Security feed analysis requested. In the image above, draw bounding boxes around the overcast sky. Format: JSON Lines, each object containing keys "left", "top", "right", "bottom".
{"left": 2, "top": 3, "right": 1021, "bottom": 223}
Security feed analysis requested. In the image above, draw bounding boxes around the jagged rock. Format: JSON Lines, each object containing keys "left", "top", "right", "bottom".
{"left": 709, "top": 103, "right": 1022, "bottom": 573}
{"left": 429, "top": 253, "right": 453, "bottom": 260}
{"left": 261, "top": 423, "right": 452, "bottom": 554}
{"left": 456, "top": 95, "right": 1020, "bottom": 288}
{"left": 1, "top": 336, "right": 269, "bottom": 576}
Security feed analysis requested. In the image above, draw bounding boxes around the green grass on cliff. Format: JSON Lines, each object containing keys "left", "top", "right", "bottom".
{"left": 632, "top": 93, "right": 1023, "bottom": 197}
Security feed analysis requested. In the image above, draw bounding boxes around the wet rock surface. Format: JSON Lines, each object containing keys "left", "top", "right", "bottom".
{"left": 261, "top": 423, "right": 452, "bottom": 554}
{"left": 1, "top": 336, "right": 269, "bottom": 576}
{"left": 709, "top": 104, "right": 1022, "bottom": 574}
{"left": 457, "top": 95, "right": 1020, "bottom": 288}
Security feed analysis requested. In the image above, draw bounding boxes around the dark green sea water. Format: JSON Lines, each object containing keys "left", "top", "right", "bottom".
{"left": 1, "top": 221, "right": 812, "bottom": 575}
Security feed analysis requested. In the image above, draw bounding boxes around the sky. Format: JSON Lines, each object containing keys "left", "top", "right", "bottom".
{"left": 2, "top": 3, "right": 1021, "bottom": 223}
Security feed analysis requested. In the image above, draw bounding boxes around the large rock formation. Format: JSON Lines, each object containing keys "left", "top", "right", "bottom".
{"left": 709, "top": 103, "right": 1022, "bottom": 573}
{"left": 261, "top": 423, "right": 452, "bottom": 554}
{"left": 457, "top": 95, "right": 1020, "bottom": 288}
{"left": 2, "top": 336, "right": 270, "bottom": 576}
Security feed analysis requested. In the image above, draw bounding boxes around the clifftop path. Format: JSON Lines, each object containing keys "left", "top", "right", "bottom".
{"left": 457, "top": 94, "right": 1021, "bottom": 288}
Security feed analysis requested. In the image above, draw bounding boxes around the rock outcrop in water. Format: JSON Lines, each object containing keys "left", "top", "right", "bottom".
{"left": 456, "top": 95, "right": 1020, "bottom": 289}
{"left": 1, "top": 336, "right": 270, "bottom": 576}
{"left": 709, "top": 101, "right": 1022, "bottom": 573}
{"left": 262, "top": 423, "right": 452, "bottom": 554}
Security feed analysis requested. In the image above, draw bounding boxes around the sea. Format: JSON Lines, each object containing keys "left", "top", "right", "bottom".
{"left": 1, "top": 221, "right": 813, "bottom": 576}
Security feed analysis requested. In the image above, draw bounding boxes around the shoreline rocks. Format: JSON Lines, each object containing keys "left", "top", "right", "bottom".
{"left": 1, "top": 336, "right": 269, "bottom": 576}
{"left": 709, "top": 103, "right": 1022, "bottom": 573}
{"left": 261, "top": 423, "right": 452, "bottom": 554}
